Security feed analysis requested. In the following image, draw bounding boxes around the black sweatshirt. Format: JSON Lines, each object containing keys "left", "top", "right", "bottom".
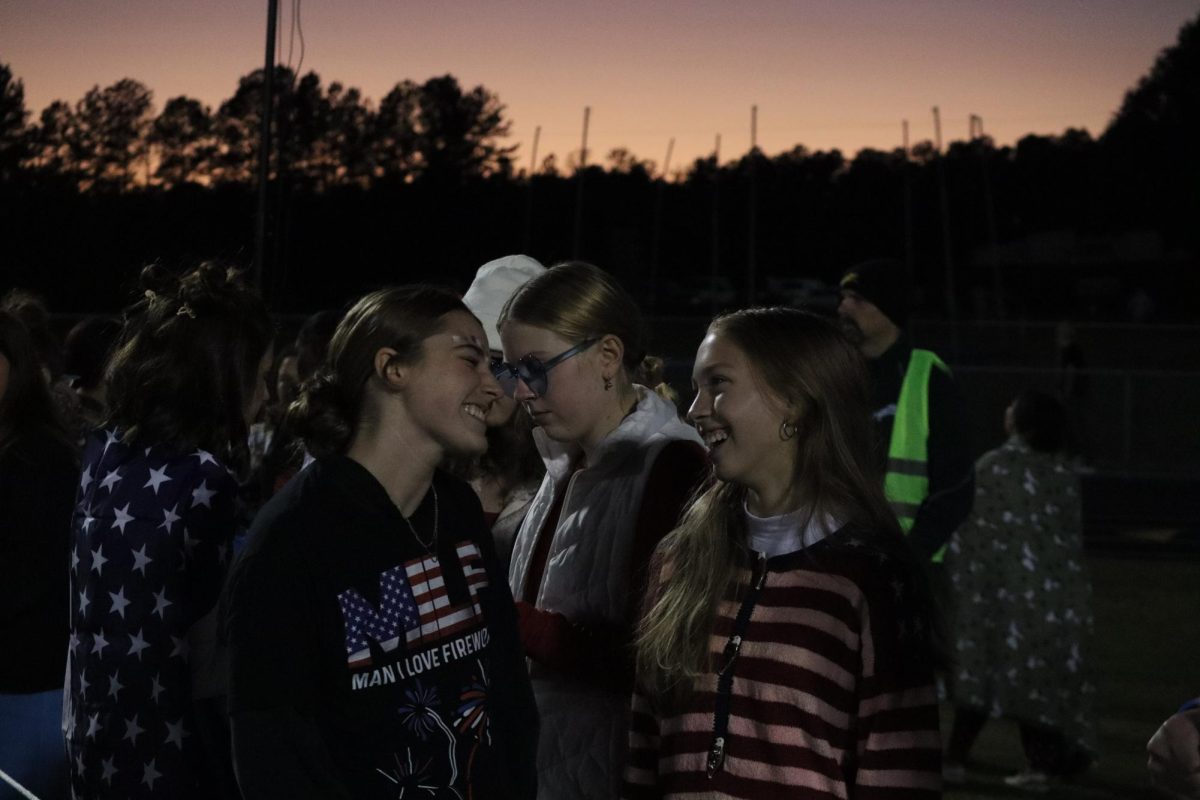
{"left": 222, "top": 457, "right": 538, "bottom": 799}
{"left": 868, "top": 334, "right": 976, "bottom": 559}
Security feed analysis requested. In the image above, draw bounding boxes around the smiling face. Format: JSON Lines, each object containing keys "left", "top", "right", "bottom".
{"left": 500, "top": 320, "right": 610, "bottom": 448}
{"left": 400, "top": 310, "right": 503, "bottom": 459}
{"left": 688, "top": 328, "right": 801, "bottom": 506}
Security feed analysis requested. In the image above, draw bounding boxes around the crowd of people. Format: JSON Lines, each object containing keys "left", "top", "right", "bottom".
{"left": 0, "top": 257, "right": 1195, "bottom": 799}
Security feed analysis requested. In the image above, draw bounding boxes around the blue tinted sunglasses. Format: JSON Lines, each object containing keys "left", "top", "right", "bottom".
{"left": 492, "top": 338, "right": 599, "bottom": 398}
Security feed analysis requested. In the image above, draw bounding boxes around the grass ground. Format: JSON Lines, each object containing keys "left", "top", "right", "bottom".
{"left": 944, "top": 553, "right": 1200, "bottom": 799}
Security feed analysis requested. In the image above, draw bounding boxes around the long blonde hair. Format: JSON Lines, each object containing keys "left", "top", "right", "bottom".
{"left": 635, "top": 308, "right": 905, "bottom": 704}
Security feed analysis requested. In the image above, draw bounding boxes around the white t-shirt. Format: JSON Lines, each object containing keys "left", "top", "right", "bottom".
{"left": 743, "top": 503, "right": 840, "bottom": 558}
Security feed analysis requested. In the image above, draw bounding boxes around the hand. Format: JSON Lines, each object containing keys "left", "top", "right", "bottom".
{"left": 1148, "top": 707, "right": 1200, "bottom": 798}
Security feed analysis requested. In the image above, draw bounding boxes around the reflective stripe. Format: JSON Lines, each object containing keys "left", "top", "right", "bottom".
{"left": 889, "top": 501, "right": 921, "bottom": 518}
{"left": 886, "top": 457, "right": 926, "bottom": 477}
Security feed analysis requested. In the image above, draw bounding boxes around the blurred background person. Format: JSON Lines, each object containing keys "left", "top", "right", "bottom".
{"left": 943, "top": 390, "right": 1096, "bottom": 791}
{"left": 2, "top": 288, "right": 76, "bottom": 428}
{"left": 252, "top": 309, "right": 343, "bottom": 500}
{"left": 62, "top": 314, "right": 123, "bottom": 443}
{"left": 837, "top": 259, "right": 975, "bottom": 567}
{"left": 65, "top": 262, "right": 273, "bottom": 799}
{"left": 458, "top": 254, "right": 547, "bottom": 568}
{"left": 0, "top": 310, "right": 78, "bottom": 800}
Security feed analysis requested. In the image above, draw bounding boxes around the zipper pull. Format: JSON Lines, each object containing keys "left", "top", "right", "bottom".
{"left": 755, "top": 551, "right": 768, "bottom": 590}
{"left": 706, "top": 736, "right": 726, "bottom": 778}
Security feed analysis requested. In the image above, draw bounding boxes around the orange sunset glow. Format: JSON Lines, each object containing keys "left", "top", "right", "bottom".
{"left": 2, "top": 0, "right": 1197, "bottom": 171}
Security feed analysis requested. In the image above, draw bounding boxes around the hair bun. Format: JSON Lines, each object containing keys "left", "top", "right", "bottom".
{"left": 139, "top": 263, "right": 178, "bottom": 298}
{"left": 287, "top": 370, "right": 355, "bottom": 460}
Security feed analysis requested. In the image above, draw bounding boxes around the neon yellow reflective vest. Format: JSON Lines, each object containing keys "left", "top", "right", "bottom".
{"left": 884, "top": 348, "right": 950, "bottom": 562}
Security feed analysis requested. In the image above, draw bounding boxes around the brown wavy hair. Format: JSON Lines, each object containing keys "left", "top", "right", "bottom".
{"left": 104, "top": 262, "right": 273, "bottom": 472}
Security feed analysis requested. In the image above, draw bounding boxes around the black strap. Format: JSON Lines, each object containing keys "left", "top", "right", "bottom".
{"left": 707, "top": 552, "right": 768, "bottom": 778}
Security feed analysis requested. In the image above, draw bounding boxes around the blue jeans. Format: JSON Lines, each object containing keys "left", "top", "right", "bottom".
{"left": 0, "top": 689, "right": 68, "bottom": 800}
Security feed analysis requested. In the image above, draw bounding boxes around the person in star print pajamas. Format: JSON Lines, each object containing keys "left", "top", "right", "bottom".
{"left": 65, "top": 263, "right": 273, "bottom": 798}
{"left": 944, "top": 390, "right": 1096, "bottom": 786}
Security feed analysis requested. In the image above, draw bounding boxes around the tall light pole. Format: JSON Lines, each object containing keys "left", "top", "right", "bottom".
{"left": 971, "top": 113, "right": 1004, "bottom": 318}
{"left": 522, "top": 125, "right": 541, "bottom": 252}
{"left": 902, "top": 119, "right": 914, "bottom": 286}
{"left": 649, "top": 136, "right": 674, "bottom": 311}
{"left": 254, "top": 0, "right": 279, "bottom": 293}
{"left": 746, "top": 105, "right": 759, "bottom": 305}
{"left": 710, "top": 134, "right": 721, "bottom": 315}
{"left": 933, "top": 105, "right": 957, "bottom": 321}
{"left": 572, "top": 107, "right": 590, "bottom": 259}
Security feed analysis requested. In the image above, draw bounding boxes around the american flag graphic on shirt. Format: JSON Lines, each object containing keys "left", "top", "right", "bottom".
{"left": 339, "top": 542, "right": 490, "bottom": 667}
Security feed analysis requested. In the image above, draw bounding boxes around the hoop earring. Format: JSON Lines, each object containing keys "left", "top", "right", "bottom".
{"left": 604, "top": 377, "right": 614, "bottom": 391}
{"left": 779, "top": 420, "right": 797, "bottom": 440}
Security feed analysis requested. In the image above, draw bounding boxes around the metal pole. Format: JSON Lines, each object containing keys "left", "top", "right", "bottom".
{"left": 933, "top": 106, "right": 958, "bottom": 323}
{"left": 522, "top": 125, "right": 540, "bottom": 252}
{"left": 747, "top": 105, "right": 758, "bottom": 306}
{"left": 254, "top": 0, "right": 279, "bottom": 293}
{"left": 902, "top": 119, "right": 914, "bottom": 287}
{"left": 649, "top": 137, "right": 674, "bottom": 311}
{"left": 572, "top": 107, "right": 590, "bottom": 259}
{"left": 972, "top": 113, "right": 1004, "bottom": 319}
{"left": 710, "top": 134, "right": 721, "bottom": 315}
{"left": 529, "top": 126, "right": 541, "bottom": 175}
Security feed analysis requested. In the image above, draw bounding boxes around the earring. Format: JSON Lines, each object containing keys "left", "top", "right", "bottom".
{"left": 779, "top": 420, "right": 797, "bottom": 440}
{"left": 604, "top": 377, "right": 614, "bottom": 391}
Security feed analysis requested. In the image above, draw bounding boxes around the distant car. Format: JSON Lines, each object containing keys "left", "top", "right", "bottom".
{"left": 765, "top": 276, "right": 839, "bottom": 311}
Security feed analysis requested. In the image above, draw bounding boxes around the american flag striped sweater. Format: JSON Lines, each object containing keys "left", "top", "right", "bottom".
{"left": 624, "top": 530, "right": 942, "bottom": 799}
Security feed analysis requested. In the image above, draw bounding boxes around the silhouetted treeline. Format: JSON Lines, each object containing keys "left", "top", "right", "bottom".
{"left": 0, "top": 11, "right": 1196, "bottom": 317}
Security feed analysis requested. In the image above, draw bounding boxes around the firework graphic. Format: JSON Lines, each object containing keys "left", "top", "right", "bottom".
{"left": 453, "top": 661, "right": 491, "bottom": 746}
{"left": 395, "top": 680, "right": 459, "bottom": 788}
{"left": 376, "top": 747, "right": 439, "bottom": 798}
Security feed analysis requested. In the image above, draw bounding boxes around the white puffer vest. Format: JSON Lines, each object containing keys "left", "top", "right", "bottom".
{"left": 509, "top": 386, "right": 702, "bottom": 800}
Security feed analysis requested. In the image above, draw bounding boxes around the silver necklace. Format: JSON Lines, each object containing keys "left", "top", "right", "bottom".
{"left": 402, "top": 483, "right": 439, "bottom": 553}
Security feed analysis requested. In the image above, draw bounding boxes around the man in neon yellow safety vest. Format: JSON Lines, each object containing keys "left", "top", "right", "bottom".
{"left": 837, "top": 259, "right": 975, "bottom": 562}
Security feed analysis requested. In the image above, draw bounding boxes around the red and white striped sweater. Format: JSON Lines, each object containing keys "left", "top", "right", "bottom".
{"left": 624, "top": 532, "right": 942, "bottom": 799}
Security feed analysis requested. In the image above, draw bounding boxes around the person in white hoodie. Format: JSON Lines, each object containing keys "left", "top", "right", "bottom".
{"left": 459, "top": 255, "right": 547, "bottom": 570}
{"left": 496, "top": 261, "right": 707, "bottom": 800}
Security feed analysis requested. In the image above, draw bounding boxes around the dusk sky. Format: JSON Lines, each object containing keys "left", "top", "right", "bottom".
{"left": 2, "top": 1, "right": 1197, "bottom": 171}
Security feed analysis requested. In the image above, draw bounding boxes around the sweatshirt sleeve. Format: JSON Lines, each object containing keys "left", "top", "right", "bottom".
{"left": 852, "top": 562, "right": 943, "bottom": 797}
{"left": 907, "top": 366, "right": 975, "bottom": 559}
{"left": 224, "top": 539, "right": 349, "bottom": 798}
{"left": 231, "top": 708, "right": 352, "bottom": 800}
{"left": 469, "top": 493, "right": 540, "bottom": 800}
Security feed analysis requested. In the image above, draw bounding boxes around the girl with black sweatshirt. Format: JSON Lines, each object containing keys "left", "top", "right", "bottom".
{"left": 222, "top": 286, "right": 538, "bottom": 800}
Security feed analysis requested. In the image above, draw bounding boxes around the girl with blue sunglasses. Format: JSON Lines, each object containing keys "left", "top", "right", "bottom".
{"left": 497, "top": 262, "right": 707, "bottom": 800}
